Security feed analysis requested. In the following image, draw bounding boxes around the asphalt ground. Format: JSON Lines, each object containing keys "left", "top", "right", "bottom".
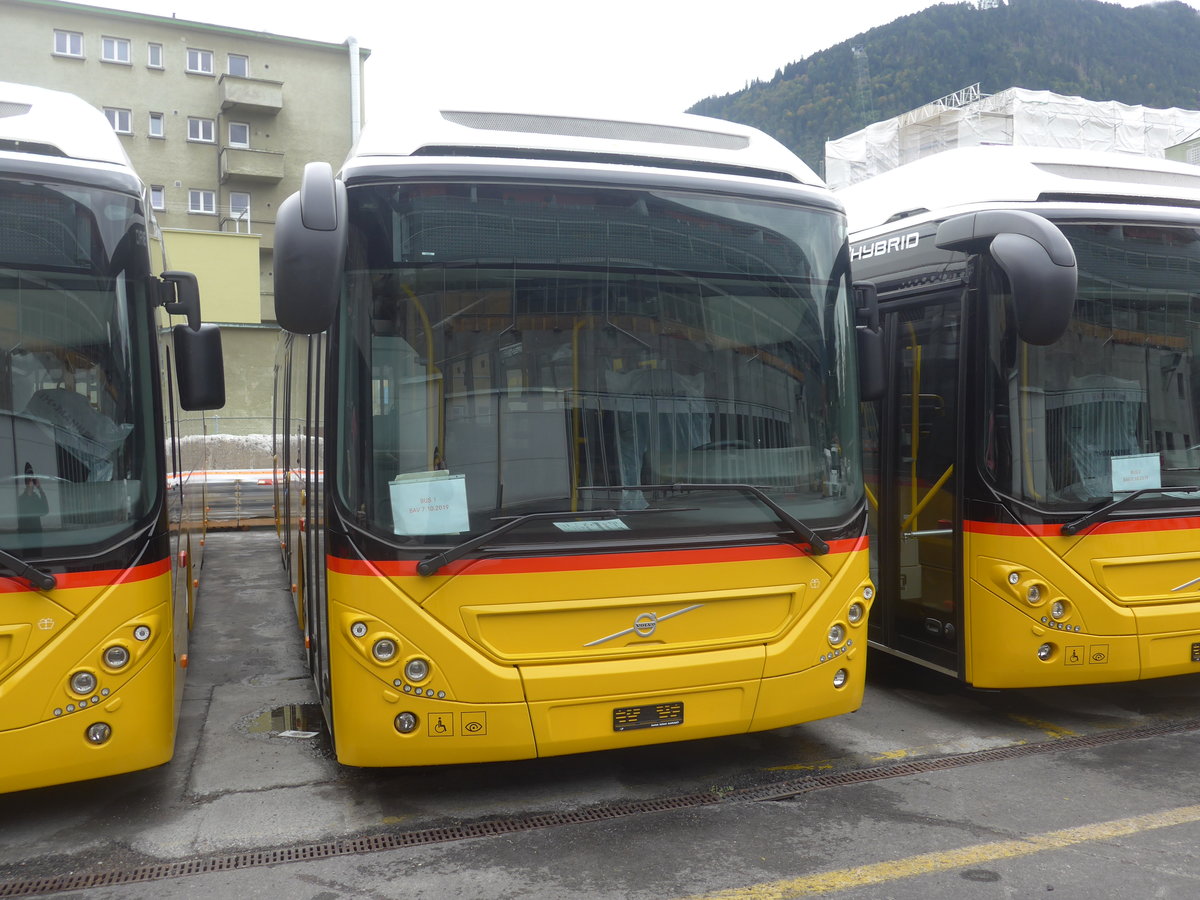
{"left": 2, "top": 528, "right": 1200, "bottom": 898}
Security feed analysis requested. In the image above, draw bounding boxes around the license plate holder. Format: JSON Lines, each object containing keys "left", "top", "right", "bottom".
{"left": 613, "top": 702, "right": 684, "bottom": 732}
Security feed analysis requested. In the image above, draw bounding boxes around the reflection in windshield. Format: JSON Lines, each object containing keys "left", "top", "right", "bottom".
{"left": 0, "top": 179, "right": 159, "bottom": 555}
{"left": 987, "top": 222, "right": 1200, "bottom": 509}
{"left": 336, "top": 182, "right": 861, "bottom": 546}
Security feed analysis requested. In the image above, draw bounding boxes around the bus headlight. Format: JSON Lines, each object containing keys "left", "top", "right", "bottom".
{"left": 133, "top": 625, "right": 151, "bottom": 642}
{"left": 351, "top": 621, "right": 368, "bottom": 638}
{"left": 828, "top": 623, "right": 847, "bottom": 647}
{"left": 103, "top": 645, "right": 130, "bottom": 669}
{"left": 372, "top": 638, "right": 398, "bottom": 662}
{"left": 70, "top": 671, "right": 97, "bottom": 695}
{"left": 1037, "top": 643, "right": 1055, "bottom": 661}
{"left": 404, "top": 658, "right": 430, "bottom": 682}
{"left": 1050, "top": 600, "right": 1068, "bottom": 620}
{"left": 86, "top": 722, "right": 112, "bottom": 745}
{"left": 1026, "top": 584, "right": 1044, "bottom": 605}
{"left": 394, "top": 712, "right": 418, "bottom": 734}
{"left": 847, "top": 602, "right": 865, "bottom": 625}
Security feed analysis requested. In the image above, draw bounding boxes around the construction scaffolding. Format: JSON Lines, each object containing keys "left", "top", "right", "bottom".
{"left": 825, "top": 85, "right": 1200, "bottom": 189}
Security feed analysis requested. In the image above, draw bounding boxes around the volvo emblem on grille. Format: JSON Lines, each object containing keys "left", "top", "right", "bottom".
{"left": 585, "top": 604, "right": 703, "bottom": 647}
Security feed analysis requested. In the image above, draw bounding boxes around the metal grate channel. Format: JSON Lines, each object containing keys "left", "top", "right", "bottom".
{"left": 3, "top": 717, "right": 1199, "bottom": 897}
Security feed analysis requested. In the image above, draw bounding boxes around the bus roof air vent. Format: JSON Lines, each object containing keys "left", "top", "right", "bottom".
{"left": 0, "top": 101, "right": 33, "bottom": 119}
{"left": 440, "top": 110, "right": 751, "bottom": 152}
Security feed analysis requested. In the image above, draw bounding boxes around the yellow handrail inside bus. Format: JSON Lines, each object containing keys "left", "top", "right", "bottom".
{"left": 402, "top": 283, "right": 444, "bottom": 470}
{"left": 901, "top": 464, "right": 954, "bottom": 533}
{"left": 906, "top": 323, "right": 921, "bottom": 518}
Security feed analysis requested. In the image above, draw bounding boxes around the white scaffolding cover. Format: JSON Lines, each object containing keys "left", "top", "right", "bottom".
{"left": 825, "top": 87, "right": 1200, "bottom": 189}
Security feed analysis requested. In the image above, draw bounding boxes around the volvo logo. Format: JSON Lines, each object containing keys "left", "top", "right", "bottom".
{"left": 585, "top": 604, "right": 704, "bottom": 647}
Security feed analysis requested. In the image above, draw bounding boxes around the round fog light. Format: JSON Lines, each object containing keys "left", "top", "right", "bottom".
{"left": 86, "top": 722, "right": 112, "bottom": 745}
{"left": 394, "top": 712, "right": 418, "bottom": 734}
{"left": 827, "top": 623, "right": 847, "bottom": 647}
{"left": 833, "top": 668, "right": 849, "bottom": 688}
{"left": 1008, "top": 571, "right": 1021, "bottom": 585}
{"left": 1037, "top": 642, "right": 1054, "bottom": 661}
{"left": 351, "top": 621, "right": 368, "bottom": 638}
{"left": 103, "top": 645, "right": 130, "bottom": 669}
{"left": 847, "top": 602, "right": 865, "bottom": 625}
{"left": 133, "top": 625, "right": 151, "bottom": 642}
{"left": 372, "top": 638, "right": 398, "bottom": 662}
{"left": 404, "top": 658, "right": 430, "bottom": 682}
{"left": 1026, "top": 584, "right": 1043, "bottom": 605}
{"left": 70, "top": 671, "right": 97, "bottom": 695}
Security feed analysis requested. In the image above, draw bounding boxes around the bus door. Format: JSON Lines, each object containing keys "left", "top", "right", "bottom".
{"left": 871, "top": 296, "right": 963, "bottom": 674}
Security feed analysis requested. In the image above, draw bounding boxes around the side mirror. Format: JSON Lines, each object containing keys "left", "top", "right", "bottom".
{"left": 935, "top": 210, "right": 1076, "bottom": 346}
{"left": 173, "top": 323, "right": 225, "bottom": 411}
{"left": 274, "top": 161, "right": 346, "bottom": 334}
{"left": 854, "top": 281, "right": 885, "bottom": 401}
{"left": 160, "top": 271, "right": 202, "bottom": 331}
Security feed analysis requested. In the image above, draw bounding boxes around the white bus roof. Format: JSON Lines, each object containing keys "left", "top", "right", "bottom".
{"left": 0, "top": 81, "right": 133, "bottom": 169}
{"left": 347, "top": 106, "right": 825, "bottom": 188}
{"left": 838, "top": 146, "right": 1200, "bottom": 233}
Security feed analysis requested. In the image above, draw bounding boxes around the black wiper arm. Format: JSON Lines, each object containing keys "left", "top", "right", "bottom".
{"left": 1061, "top": 485, "right": 1200, "bottom": 536}
{"left": 643, "top": 482, "right": 830, "bottom": 555}
{"left": 0, "top": 548, "right": 57, "bottom": 591}
{"left": 416, "top": 507, "right": 688, "bottom": 576}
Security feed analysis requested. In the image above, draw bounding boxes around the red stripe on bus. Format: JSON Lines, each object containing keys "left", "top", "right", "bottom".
{"left": 0, "top": 556, "right": 171, "bottom": 593}
{"left": 328, "top": 537, "right": 865, "bottom": 577}
{"left": 966, "top": 517, "right": 1200, "bottom": 538}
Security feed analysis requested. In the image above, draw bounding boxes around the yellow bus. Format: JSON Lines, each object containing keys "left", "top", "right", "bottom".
{"left": 271, "top": 107, "right": 881, "bottom": 766}
{"left": 0, "top": 83, "right": 224, "bottom": 792}
{"left": 841, "top": 146, "right": 1200, "bottom": 688}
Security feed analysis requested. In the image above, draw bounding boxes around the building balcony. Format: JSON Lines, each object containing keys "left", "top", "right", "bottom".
{"left": 220, "top": 146, "right": 285, "bottom": 183}
{"left": 220, "top": 75, "right": 284, "bottom": 115}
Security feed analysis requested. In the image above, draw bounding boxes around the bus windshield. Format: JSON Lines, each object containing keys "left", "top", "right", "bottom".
{"left": 0, "top": 177, "right": 160, "bottom": 555}
{"left": 986, "top": 221, "right": 1200, "bottom": 510}
{"left": 335, "top": 181, "right": 861, "bottom": 548}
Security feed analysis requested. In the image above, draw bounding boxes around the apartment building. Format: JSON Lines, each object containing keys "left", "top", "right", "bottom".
{"left": 0, "top": 0, "right": 368, "bottom": 435}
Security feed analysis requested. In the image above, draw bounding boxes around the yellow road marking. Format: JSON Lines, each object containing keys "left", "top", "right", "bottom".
{"left": 681, "top": 803, "right": 1200, "bottom": 900}
{"left": 1007, "top": 714, "right": 1079, "bottom": 739}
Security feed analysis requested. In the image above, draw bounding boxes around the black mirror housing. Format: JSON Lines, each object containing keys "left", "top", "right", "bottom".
{"left": 173, "top": 323, "right": 225, "bottom": 411}
{"left": 274, "top": 162, "right": 346, "bottom": 334}
{"left": 935, "top": 210, "right": 1077, "bottom": 346}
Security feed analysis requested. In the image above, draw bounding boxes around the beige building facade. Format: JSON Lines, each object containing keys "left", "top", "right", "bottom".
{"left": 0, "top": 0, "right": 368, "bottom": 439}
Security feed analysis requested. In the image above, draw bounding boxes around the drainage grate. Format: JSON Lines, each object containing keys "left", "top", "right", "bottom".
{"left": 3, "top": 717, "right": 1198, "bottom": 897}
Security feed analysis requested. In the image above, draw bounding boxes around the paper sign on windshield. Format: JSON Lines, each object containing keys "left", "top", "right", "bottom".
{"left": 390, "top": 471, "right": 470, "bottom": 535}
{"left": 1110, "top": 453, "right": 1161, "bottom": 494}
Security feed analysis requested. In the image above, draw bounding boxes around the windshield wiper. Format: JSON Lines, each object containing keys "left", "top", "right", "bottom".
{"left": 0, "top": 548, "right": 57, "bottom": 591}
{"left": 416, "top": 507, "right": 690, "bottom": 576}
{"left": 1061, "top": 485, "right": 1200, "bottom": 536}
{"left": 598, "top": 483, "right": 831, "bottom": 555}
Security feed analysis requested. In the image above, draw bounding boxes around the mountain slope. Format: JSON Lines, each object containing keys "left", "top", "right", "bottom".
{"left": 688, "top": 0, "right": 1200, "bottom": 172}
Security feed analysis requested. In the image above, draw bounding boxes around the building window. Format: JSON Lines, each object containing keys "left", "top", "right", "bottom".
{"left": 53, "top": 30, "right": 84, "bottom": 58}
{"left": 104, "top": 107, "right": 132, "bottom": 134}
{"left": 227, "top": 54, "right": 249, "bottom": 77}
{"left": 101, "top": 36, "right": 131, "bottom": 64}
{"left": 188, "top": 189, "right": 216, "bottom": 214}
{"left": 148, "top": 112, "right": 165, "bottom": 138}
{"left": 186, "top": 48, "right": 214, "bottom": 75}
{"left": 228, "top": 121, "right": 250, "bottom": 148}
{"left": 150, "top": 185, "right": 166, "bottom": 211}
{"left": 229, "top": 191, "right": 251, "bottom": 231}
{"left": 187, "top": 117, "right": 215, "bottom": 143}
{"left": 147, "top": 42, "right": 163, "bottom": 68}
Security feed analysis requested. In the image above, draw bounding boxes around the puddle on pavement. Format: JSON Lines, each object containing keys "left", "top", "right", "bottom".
{"left": 247, "top": 703, "right": 326, "bottom": 738}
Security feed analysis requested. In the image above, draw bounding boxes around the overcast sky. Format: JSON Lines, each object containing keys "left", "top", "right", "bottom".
{"left": 95, "top": 0, "right": 1200, "bottom": 121}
